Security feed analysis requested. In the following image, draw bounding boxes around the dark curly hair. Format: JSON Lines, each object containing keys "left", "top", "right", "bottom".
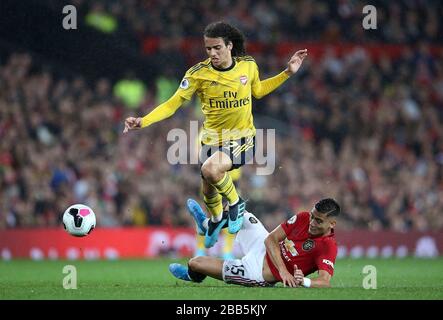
{"left": 204, "top": 21, "right": 246, "bottom": 57}
{"left": 315, "top": 198, "right": 341, "bottom": 217}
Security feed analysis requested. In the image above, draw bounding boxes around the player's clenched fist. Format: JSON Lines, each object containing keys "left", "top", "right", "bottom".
{"left": 123, "top": 117, "right": 142, "bottom": 133}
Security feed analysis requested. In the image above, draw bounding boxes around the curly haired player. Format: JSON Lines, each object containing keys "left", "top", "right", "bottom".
{"left": 123, "top": 21, "right": 307, "bottom": 248}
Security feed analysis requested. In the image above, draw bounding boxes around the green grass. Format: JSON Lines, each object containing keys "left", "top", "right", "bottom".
{"left": 1, "top": 258, "right": 442, "bottom": 300}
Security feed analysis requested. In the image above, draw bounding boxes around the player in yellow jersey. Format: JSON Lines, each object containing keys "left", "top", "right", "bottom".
{"left": 123, "top": 21, "right": 307, "bottom": 248}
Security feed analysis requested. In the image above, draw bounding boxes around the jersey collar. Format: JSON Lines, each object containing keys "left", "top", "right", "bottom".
{"left": 211, "top": 59, "right": 236, "bottom": 72}
{"left": 309, "top": 228, "right": 335, "bottom": 239}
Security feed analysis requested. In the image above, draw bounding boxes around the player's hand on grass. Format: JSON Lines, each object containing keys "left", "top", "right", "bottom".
{"left": 285, "top": 49, "right": 308, "bottom": 75}
{"left": 123, "top": 117, "right": 142, "bottom": 133}
{"left": 280, "top": 270, "right": 298, "bottom": 288}
{"left": 293, "top": 267, "right": 305, "bottom": 287}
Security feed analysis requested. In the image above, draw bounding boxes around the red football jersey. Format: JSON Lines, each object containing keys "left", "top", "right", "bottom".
{"left": 266, "top": 211, "right": 337, "bottom": 281}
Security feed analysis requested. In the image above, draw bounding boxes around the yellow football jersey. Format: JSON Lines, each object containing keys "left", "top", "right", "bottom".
{"left": 177, "top": 56, "right": 261, "bottom": 145}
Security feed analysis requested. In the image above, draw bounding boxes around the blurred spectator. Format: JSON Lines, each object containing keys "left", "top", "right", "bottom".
{"left": 155, "top": 69, "right": 179, "bottom": 105}
{"left": 113, "top": 72, "right": 147, "bottom": 109}
{"left": 85, "top": 2, "right": 118, "bottom": 34}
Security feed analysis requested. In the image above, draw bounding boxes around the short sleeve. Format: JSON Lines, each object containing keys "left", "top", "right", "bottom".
{"left": 315, "top": 240, "right": 337, "bottom": 276}
{"left": 176, "top": 69, "right": 199, "bottom": 101}
{"left": 280, "top": 212, "right": 309, "bottom": 236}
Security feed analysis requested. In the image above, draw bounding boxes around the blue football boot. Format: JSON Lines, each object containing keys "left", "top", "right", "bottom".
{"left": 204, "top": 217, "right": 228, "bottom": 248}
{"left": 186, "top": 198, "right": 207, "bottom": 236}
{"left": 169, "top": 263, "right": 206, "bottom": 283}
{"left": 227, "top": 197, "right": 246, "bottom": 234}
{"left": 169, "top": 263, "right": 192, "bottom": 282}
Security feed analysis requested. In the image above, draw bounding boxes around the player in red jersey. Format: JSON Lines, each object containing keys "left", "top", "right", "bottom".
{"left": 169, "top": 198, "right": 340, "bottom": 288}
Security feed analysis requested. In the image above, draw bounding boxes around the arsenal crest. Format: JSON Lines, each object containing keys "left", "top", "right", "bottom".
{"left": 240, "top": 75, "right": 248, "bottom": 85}
{"left": 302, "top": 239, "right": 315, "bottom": 251}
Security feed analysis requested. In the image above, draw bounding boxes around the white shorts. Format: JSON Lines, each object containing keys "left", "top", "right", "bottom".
{"left": 222, "top": 211, "right": 274, "bottom": 287}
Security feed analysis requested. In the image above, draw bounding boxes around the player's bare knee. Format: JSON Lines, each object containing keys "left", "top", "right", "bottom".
{"left": 201, "top": 161, "right": 219, "bottom": 182}
{"left": 189, "top": 256, "right": 205, "bottom": 272}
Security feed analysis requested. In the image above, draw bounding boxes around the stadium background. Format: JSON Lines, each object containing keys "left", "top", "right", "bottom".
{"left": 0, "top": 0, "right": 442, "bottom": 280}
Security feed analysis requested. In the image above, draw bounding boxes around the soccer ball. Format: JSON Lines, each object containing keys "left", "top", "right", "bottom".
{"left": 63, "top": 204, "right": 96, "bottom": 237}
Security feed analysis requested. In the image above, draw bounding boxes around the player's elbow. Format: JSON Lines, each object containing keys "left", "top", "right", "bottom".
{"left": 264, "top": 235, "right": 271, "bottom": 249}
{"left": 252, "top": 92, "right": 264, "bottom": 99}
{"left": 264, "top": 234, "right": 277, "bottom": 249}
{"left": 309, "top": 279, "right": 331, "bottom": 288}
{"left": 313, "top": 276, "right": 332, "bottom": 288}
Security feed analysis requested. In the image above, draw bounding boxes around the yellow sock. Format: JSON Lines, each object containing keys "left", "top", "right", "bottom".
{"left": 213, "top": 173, "right": 239, "bottom": 205}
{"left": 222, "top": 228, "right": 235, "bottom": 255}
{"left": 203, "top": 192, "right": 223, "bottom": 219}
{"left": 196, "top": 234, "right": 205, "bottom": 250}
{"left": 229, "top": 168, "right": 241, "bottom": 182}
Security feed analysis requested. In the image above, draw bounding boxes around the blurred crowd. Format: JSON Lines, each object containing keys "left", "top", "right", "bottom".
{"left": 73, "top": 0, "right": 443, "bottom": 44}
{"left": 250, "top": 43, "right": 443, "bottom": 232}
{"left": 1, "top": 41, "right": 442, "bottom": 232}
{"left": 1, "top": 0, "right": 443, "bottom": 233}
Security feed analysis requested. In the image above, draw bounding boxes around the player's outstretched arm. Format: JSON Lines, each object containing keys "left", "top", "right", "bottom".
{"left": 123, "top": 91, "right": 185, "bottom": 133}
{"left": 294, "top": 269, "right": 332, "bottom": 288}
{"left": 252, "top": 49, "right": 308, "bottom": 99}
{"left": 264, "top": 226, "right": 298, "bottom": 287}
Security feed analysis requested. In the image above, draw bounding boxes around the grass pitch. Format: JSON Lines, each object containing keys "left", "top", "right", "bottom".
{"left": 1, "top": 258, "right": 442, "bottom": 300}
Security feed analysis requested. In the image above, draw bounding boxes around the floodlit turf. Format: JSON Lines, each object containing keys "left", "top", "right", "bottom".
{"left": 1, "top": 258, "right": 442, "bottom": 300}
